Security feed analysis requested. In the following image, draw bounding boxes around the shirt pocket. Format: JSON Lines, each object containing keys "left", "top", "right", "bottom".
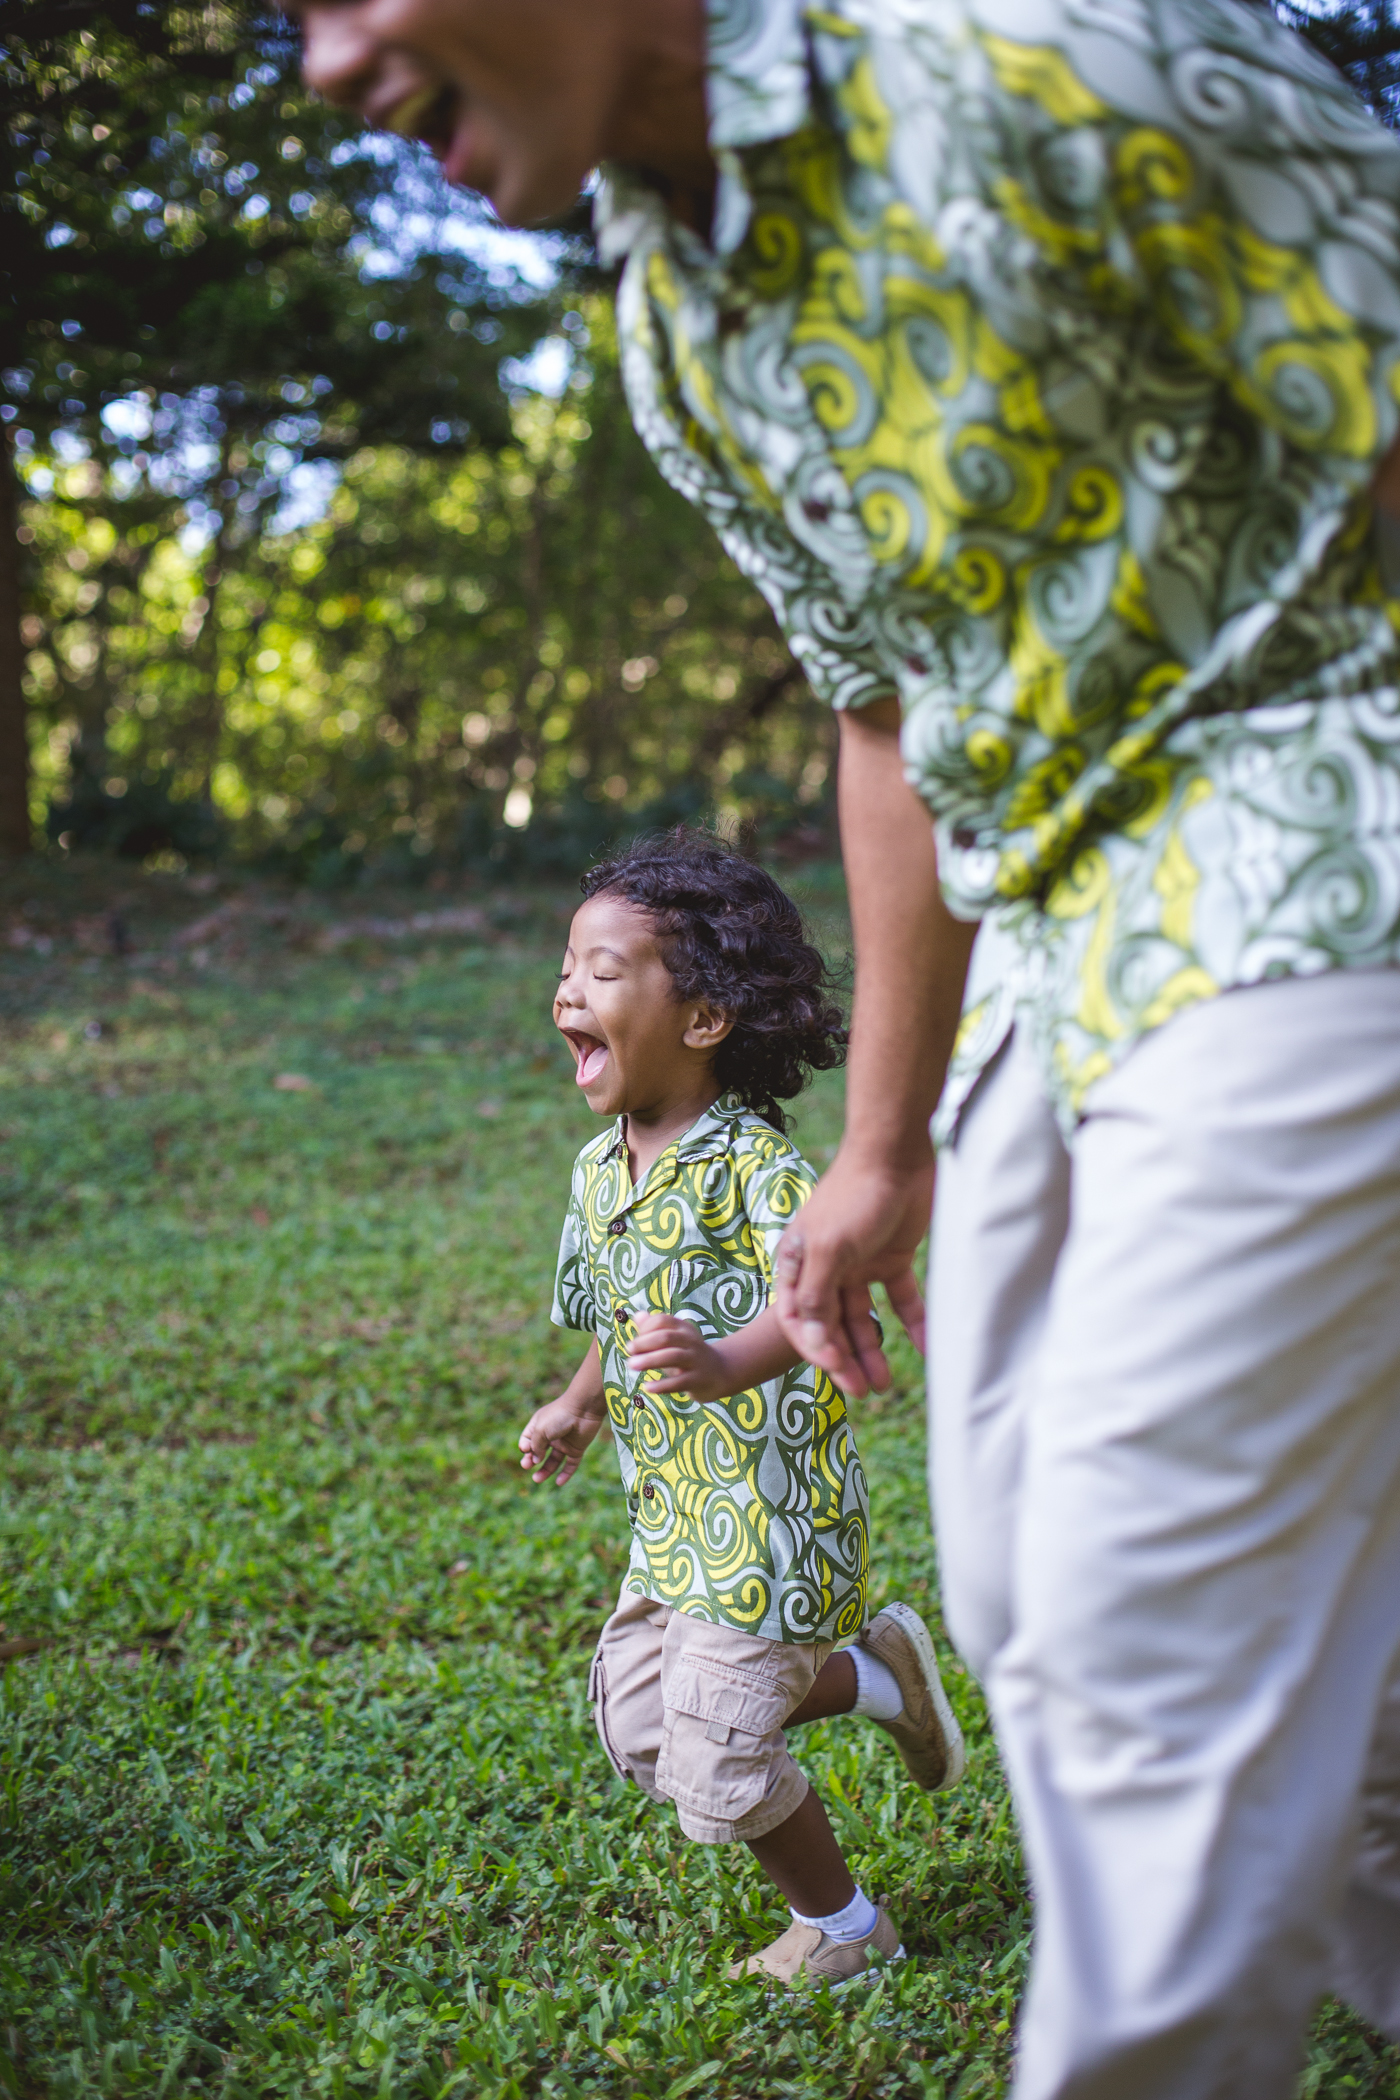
{"left": 655, "top": 1652, "right": 791, "bottom": 1824}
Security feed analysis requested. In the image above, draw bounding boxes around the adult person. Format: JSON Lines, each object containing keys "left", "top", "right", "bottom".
{"left": 294, "top": 1, "right": 1400, "bottom": 2091}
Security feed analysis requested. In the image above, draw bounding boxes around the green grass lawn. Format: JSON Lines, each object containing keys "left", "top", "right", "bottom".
{"left": 1, "top": 861, "right": 1396, "bottom": 2098}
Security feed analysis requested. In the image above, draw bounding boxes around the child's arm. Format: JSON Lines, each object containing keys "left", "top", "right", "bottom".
{"left": 626, "top": 1304, "right": 800, "bottom": 1405}
{"left": 519, "top": 1340, "right": 608, "bottom": 1486}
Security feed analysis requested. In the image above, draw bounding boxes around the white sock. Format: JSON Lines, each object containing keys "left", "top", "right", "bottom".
{"left": 848, "top": 1643, "right": 904, "bottom": 1722}
{"left": 791, "top": 1885, "right": 879, "bottom": 1944}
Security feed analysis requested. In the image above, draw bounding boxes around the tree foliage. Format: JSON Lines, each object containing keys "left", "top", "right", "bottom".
{"left": 20, "top": 296, "right": 831, "bottom": 881}
{"left": 0, "top": 0, "right": 546, "bottom": 846}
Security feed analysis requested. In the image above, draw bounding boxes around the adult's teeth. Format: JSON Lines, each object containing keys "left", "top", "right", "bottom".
{"left": 383, "top": 86, "right": 440, "bottom": 137}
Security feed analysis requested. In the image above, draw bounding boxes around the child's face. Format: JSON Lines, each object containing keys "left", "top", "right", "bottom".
{"left": 554, "top": 894, "right": 730, "bottom": 1119}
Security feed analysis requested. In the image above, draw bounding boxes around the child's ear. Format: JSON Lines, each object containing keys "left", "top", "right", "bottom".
{"left": 683, "top": 1002, "right": 734, "bottom": 1052}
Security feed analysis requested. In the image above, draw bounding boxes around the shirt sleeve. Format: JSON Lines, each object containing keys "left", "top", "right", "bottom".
{"left": 739, "top": 1132, "right": 819, "bottom": 1293}
{"left": 550, "top": 1161, "right": 597, "bottom": 1333}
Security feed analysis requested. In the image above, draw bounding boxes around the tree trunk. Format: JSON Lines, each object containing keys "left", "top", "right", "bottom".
{"left": 0, "top": 429, "right": 31, "bottom": 858}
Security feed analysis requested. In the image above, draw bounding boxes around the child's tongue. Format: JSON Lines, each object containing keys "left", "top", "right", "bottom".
{"left": 577, "top": 1042, "right": 609, "bottom": 1086}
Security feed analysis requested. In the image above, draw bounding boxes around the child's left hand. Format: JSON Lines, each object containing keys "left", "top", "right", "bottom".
{"left": 626, "top": 1313, "right": 732, "bottom": 1404}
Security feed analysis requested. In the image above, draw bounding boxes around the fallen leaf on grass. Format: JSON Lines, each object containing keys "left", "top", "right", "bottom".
{"left": 0, "top": 1637, "right": 52, "bottom": 1663}
{"left": 273, "top": 1072, "right": 316, "bottom": 1092}
{"left": 448, "top": 1560, "right": 470, "bottom": 1577}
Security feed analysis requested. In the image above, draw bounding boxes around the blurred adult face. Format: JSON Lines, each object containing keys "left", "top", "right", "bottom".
{"left": 298, "top": 0, "right": 707, "bottom": 228}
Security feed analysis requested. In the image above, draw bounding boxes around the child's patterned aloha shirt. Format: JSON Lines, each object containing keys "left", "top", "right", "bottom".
{"left": 552, "top": 1095, "right": 869, "bottom": 1645}
{"left": 596, "top": 0, "right": 1400, "bottom": 1135}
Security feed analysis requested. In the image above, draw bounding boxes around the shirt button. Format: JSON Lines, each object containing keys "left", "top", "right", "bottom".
{"left": 634, "top": 1394, "right": 645, "bottom": 1410}
{"left": 615, "top": 1305, "right": 627, "bottom": 1324}
{"left": 642, "top": 1482, "right": 655, "bottom": 1499}
{"left": 608, "top": 1217, "right": 627, "bottom": 1236}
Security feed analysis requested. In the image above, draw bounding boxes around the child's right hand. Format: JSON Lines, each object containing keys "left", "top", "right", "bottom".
{"left": 519, "top": 1394, "right": 606, "bottom": 1487}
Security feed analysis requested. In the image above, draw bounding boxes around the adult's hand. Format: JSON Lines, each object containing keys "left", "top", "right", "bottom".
{"left": 775, "top": 1148, "right": 933, "bottom": 1397}
{"left": 777, "top": 698, "right": 977, "bottom": 1394}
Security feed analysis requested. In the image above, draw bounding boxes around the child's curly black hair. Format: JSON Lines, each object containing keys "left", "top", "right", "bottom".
{"left": 580, "top": 827, "right": 847, "bottom": 1133}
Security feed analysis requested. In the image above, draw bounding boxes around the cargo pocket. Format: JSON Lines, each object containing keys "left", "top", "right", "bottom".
{"left": 588, "top": 1647, "right": 632, "bottom": 1783}
{"left": 655, "top": 1655, "right": 791, "bottom": 1829}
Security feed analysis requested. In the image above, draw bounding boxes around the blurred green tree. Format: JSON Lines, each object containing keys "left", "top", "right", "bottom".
{"left": 0, "top": 0, "right": 539, "bottom": 854}
{"left": 20, "top": 296, "right": 830, "bottom": 884}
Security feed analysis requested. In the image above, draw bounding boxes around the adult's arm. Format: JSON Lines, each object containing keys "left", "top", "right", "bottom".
{"left": 775, "top": 698, "right": 978, "bottom": 1396}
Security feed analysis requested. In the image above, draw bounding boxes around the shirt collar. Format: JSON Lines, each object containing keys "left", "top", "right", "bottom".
{"left": 705, "top": 0, "right": 812, "bottom": 153}
{"left": 603, "top": 1092, "right": 747, "bottom": 1192}
{"left": 674, "top": 1091, "right": 747, "bottom": 1159}
{"left": 593, "top": 0, "right": 812, "bottom": 266}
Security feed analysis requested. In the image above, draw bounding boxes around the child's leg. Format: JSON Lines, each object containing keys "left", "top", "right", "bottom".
{"left": 784, "top": 1651, "right": 857, "bottom": 1726}
{"left": 649, "top": 1615, "right": 897, "bottom": 1982}
{"left": 745, "top": 1783, "right": 855, "bottom": 1914}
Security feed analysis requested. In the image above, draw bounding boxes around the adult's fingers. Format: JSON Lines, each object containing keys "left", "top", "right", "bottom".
{"left": 775, "top": 1228, "right": 838, "bottom": 1360}
{"left": 883, "top": 1262, "right": 926, "bottom": 1356}
{"left": 839, "top": 1285, "right": 891, "bottom": 1393}
{"left": 775, "top": 1228, "right": 872, "bottom": 1393}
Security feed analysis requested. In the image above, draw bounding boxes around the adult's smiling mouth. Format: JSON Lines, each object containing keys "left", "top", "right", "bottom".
{"left": 561, "top": 1029, "right": 610, "bottom": 1087}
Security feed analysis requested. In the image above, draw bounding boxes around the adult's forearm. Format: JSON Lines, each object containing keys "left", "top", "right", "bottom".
{"left": 838, "top": 700, "right": 978, "bottom": 1167}
{"left": 771, "top": 701, "right": 979, "bottom": 1391}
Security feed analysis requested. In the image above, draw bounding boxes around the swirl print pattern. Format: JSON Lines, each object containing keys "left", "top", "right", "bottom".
{"left": 597, "top": 0, "right": 1400, "bottom": 1131}
{"left": 551, "top": 1096, "right": 869, "bottom": 1645}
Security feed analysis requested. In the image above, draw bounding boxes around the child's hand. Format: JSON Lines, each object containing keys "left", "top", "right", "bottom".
{"left": 627, "top": 1313, "right": 734, "bottom": 1404}
{"left": 519, "top": 1394, "right": 606, "bottom": 1486}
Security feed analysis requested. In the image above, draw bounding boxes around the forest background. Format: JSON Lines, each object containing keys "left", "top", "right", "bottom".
{"left": 2, "top": 0, "right": 840, "bottom": 884}
{"left": 6, "top": 0, "right": 1397, "bottom": 886}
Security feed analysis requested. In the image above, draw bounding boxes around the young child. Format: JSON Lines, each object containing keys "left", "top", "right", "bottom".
{"left": 518, "top": 831, "right": 964, "bottom": 1988}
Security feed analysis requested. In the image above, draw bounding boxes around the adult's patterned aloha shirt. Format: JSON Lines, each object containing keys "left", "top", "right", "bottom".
{"left": 551, "top": 1097, "right": 869, "bottom": 1645}
{"left": 595, "top": 0, "right": 1400, "bottom": 1134}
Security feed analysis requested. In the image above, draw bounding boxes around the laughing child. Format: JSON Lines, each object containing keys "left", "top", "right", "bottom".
{"left": 517, "top": 830, "right": 964, "bottom": 1988}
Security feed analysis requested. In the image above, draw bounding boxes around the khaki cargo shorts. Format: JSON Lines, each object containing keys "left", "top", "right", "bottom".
{"left": 587, "top": 1587, "right": 833, "bottom": 1844}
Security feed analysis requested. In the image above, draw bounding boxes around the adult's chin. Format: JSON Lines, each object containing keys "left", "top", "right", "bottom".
{"left": 483, "top": 148, "right": 593, "bottom": 228}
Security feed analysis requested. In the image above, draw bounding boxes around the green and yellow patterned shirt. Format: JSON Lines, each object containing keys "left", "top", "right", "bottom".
{"left": 551, "top": 1095, "right": 868, "bottom": 1644}
{"left": 597, "top": 0, "right": 1400, "bottom": 1132}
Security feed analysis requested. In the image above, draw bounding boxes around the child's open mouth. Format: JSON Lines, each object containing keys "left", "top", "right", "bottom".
{"left": 563, "top": 1030, "right": 610, "bottom": 1087}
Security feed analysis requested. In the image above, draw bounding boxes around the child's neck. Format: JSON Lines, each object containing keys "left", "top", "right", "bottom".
{"left": 622, "top": 1082, "right": 724, "bottom": 1186}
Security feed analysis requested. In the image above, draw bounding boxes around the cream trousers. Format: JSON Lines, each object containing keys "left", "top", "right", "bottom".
{"left": 929, "top": 969, "right": 1400, "bottom": 2100}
